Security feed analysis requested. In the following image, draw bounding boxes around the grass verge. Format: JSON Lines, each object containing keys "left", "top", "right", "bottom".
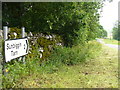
{"left": 2, "top": 41, "right": 118, "bottom": 88}
{"left": 15, "top": 45, "right": 118, "bottom": 88}
{"left": 103, "top": 39, "right": 120, "bottom": 45}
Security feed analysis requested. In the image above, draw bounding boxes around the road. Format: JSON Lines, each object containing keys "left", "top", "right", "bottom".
{"left": 96, "top": 39, "right": 120, "bottom": 50}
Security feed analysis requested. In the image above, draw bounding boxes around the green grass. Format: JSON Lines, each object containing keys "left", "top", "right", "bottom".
{"left": 103, "top": 39, "right": 120, "bottom": 45}
{"left": 14, "top": 45, "right": 118, "bottom": 88}
{"left": 2, "top": 41, "right": 118, "bottom": 88}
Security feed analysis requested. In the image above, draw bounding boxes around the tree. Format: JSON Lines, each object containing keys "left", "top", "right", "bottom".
{"left": 112, "top": 21, "right": 120, "bottom": 41}
{"left": 97, "top": 25, "right": 107, "bottom": 38}
{"left": 2, "top": 2, "right": 26, "bottom": 28}
{"left": 2, "top": 2, "right": 102, "bottom": 47}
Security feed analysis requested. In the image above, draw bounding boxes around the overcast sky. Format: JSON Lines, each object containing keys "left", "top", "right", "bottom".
{"left": 99, "top": 0, "right": 119, "bottom": 34}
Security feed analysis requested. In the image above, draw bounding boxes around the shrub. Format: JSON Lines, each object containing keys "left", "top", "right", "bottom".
{"left": 2, "top": 53, "right": 41, "bottom": 88}
{"left": 47, "top": 41, "right": 102, "bottom": 65}
{"left": 8, "top": 27, "right": 22, "bottom": 39}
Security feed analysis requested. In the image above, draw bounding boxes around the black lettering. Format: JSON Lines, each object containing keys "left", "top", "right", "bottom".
{"left": 16, "top": 44, "right": 18, "bottom": 49}
{"left": 7, "top": 43, "right": 9, "bottom": 50}
{"left": 11, "top": 51, "right": 18, "bottom": 56}
{"left": 11, "top": 44, "right": 13, "bottom": 49}
{"left": 12, "top": 44, "right": 15, "bottom": 49}
{"left": 19, "top": 43, "right": 21, "bottom": 47}
{"left": 16, "top": 44, "right": 19, "bottom": 49}
{"left": 6, "top": 42, "right": 22, "bottom": 50}
{"left": 11, "top": 51, "right": 13, "bottom": 56}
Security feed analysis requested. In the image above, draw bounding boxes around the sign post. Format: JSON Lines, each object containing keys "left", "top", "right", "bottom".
{"left": 2, "top": 26, "right": 29, "bottom": 75}
{"left": 21, "top": 27, "right": 26, "bottom": 63}
{"left": 3, "top": 26, "right": 29, "bottom": 76}
{"left": 22, "top": 27, "right": 25, "bottom": 38}
{"left": 4, "top": 38, "right": 29, "bottom": 62}
{"left": 3, "top": 26, "right": 8, "bottom": 41}
{"left": 3, "top": 26, "right": 8, "bottom": 75}
{"left": 3, "top": 26, "right": 29, "bottom": 62}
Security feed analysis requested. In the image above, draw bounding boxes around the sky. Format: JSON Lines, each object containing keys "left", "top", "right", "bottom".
{"left": 99, "top": 0, "right": 119, "bottom": 36}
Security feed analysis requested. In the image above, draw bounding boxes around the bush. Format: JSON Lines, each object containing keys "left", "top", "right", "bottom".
{"left": 8, "top": 27, "right": 22, "bottom": 39}
{"left": 2, "top": 56, "right": 41, "bottom": 88}
{"left": 47, "top": 41, "right": 102, "bottom": 65}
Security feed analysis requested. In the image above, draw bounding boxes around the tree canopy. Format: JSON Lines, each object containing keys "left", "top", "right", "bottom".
{"left": 97, "top": 25, "right": 107, "bottom": 38}
{"left": 2, "top": 2, "right": 104, "bottom": 46}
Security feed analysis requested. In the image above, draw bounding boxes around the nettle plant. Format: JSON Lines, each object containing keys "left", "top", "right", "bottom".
{"left": 8, "top": 27, "right": 63, "bottom": 61}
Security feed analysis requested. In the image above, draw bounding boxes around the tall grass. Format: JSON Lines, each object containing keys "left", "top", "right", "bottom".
{"left": 47, "top": 41, "right": 101, "bottom": 65}
{"left": 2, "top": 41, "right": 102, "bottom": 88}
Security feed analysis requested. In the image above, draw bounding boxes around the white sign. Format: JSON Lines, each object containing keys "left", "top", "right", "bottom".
{"left": 5, "top": 38, "right": 29, "bottom": 62}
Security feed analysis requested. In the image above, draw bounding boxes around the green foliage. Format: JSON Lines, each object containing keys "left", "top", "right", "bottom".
{"left": 2, "top": 2, "right": 102, "bottom": 47}
{"left": 97, "top": 25, "right": 107, "bottom": 38}
{"left": 28, "top": 33, "right": 63, "bottom": 60}
{"left": 112, "top": 21, "right": 120, "bottom": 41}
{"left": 2, "top": 45, "right": 43, "bottom": 88}
{"left": 2, "top": 58, "right": 41, "bottom": 88}
{"left": 47, "top": 41, "right": 102, "bottom": 66}
{"left": 2, "top": 2, "right": 26, "bottom": 27}
{"left": 8, "top": 27, "right": 21, "bottom": 39}
{"left": 2, "top": 41, "right": 102, "bottom": 88}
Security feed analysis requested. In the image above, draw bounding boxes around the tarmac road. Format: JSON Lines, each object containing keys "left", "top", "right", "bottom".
{"left": 96, "top": 39, "right": 120, "bottom": 50}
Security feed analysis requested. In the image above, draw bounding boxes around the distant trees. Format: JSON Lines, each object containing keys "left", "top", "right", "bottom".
{"left": 112, "top": 21, "right": 120, "bottom": 41}
{"left": 2, "top": 2, "right": 103, "bottom": 47}
{"left": 98, "top": 25, "right": 107, "bottom": 38}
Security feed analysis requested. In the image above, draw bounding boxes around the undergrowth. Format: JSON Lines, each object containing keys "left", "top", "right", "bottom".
{"left": 46, "top": 41, "right": 101, "bottom": 66}
{"left": 2, "top": 41, "right": 102, "bottom": 88}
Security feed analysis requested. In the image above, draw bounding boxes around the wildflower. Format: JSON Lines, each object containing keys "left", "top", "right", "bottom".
{"left": 5, "top": 69, "right": 9, "bottom": 72}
